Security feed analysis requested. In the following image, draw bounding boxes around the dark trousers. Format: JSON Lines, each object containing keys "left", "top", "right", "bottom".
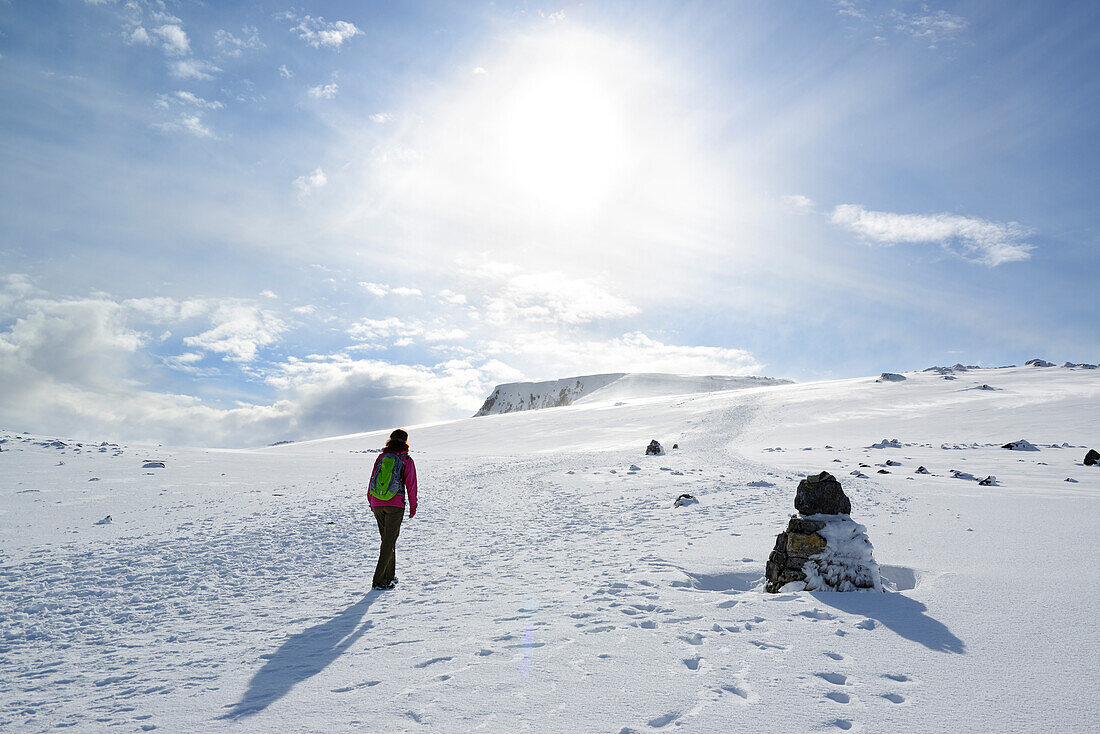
{"left": 372, "top": 506, "right": 404, "bottom": 587}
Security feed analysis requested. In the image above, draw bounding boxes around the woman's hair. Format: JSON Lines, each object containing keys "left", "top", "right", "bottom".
{"left": 385, "top": 428, "right": 409, "bottom": 452}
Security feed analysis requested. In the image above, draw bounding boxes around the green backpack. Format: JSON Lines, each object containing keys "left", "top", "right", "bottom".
{"left": 369, "top": 452, "right": 405, "bottom": 501}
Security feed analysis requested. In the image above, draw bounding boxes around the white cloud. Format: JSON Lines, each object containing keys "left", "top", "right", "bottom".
{"left": 279, "top": 64, "right": 293, "bottom": 79}
{"left": 832, "top": 2, "right": 967, "bottom": 46}
{"left": 891, "top": 9, "right": 968, "bottom": 45}
{"left": 308, "top": 82, "right": 339, "bottom": 99}
{"left": 0, "top": 298, "right": 145, "bottom": 389}
{"left": 347, "top": 317, "right": 413, "bottom": 342}
{"left": 485, "top": 330, "right": 762, "bottom": 377}
{"left": 170, "top": 58, "right": 221, "bottom": 80}
{"left": 439, "top": 290, "right": 468, "bottom": 305}
{"left": 215, "top": 26, "right": 263, "bottom": 57}
{"left": 294, "top": 167, "right": 327, "bottom": 197}
{"left": 153, "top": 24, "right": 190, "bottom": 56}
{"left": 369, "top": 112, "right": 392, "bottom": 123}
{"left": 128, "top": 26, "right": 153, "bottom": 45}
{"left": 0, "top": 273, "right": 37, "bottom": 309}
{"left": 830, "top": 205, "right": 1035, "bottom": 266}
{"left": 182, "top": 303, "right": 286, "bottom": 362}
{"left": 283, "top": 13, "right": 362, "bottom": 49}
{"left": 782, "top": 194, "right": 816, "bottom": 213}
{"left": 260, "top": 290, "right": 278, "bottom": 299}
{"left": 154, "top": 113, "right": 213, "bottom": 138}
{"left": 476, "top": 268, "right": 638, "bottom": 325}
{"left": 358, "top": 282, "right": 389, "bottom": 297}
{"left": 358, "top": 282, "right": 421, "bottom": 297}
{"left": 171, "top": 91, "right": 222, "bottom": 109}
{"left": 833, "top": 1, "right": 865, "bottom": 20}
{"left": 472, "top": 66, "right": 487, "bottom": 75}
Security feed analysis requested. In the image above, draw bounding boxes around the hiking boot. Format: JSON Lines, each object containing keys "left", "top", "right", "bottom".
{"left": 373, "top": 580, "right": 398, "bottom": 591}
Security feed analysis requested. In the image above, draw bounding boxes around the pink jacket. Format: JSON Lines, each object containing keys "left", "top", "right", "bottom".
{"left": 368, "top": 450, "right": 417, "bottom": 515}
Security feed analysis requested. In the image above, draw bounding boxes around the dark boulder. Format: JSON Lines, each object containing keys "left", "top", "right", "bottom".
{"left": 645, "top": 440, "right": 663, "bottom": 456}
{"left": 794, "top": 471, "right": 851, "bottom": 515}
{"left": 674, "top": 493, "right": 698, "bottom": 507}
{"left": 1085, "top": 449, "right": 1100, "bottom": 466}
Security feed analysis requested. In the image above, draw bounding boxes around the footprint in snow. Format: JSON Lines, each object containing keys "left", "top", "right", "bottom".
{"left": 816, "top": 672, "right": 848, "bottom": 685}
{"left": 826, "top": 691, "right": 851, "bottom": 704}
{"left": 881, "top": 693, "right": 906, "bottom": 703}
{"left": 883, "top": 673, "right": 911, "bottom": 682}
{"left": 647, "top": 711, "right": 681, "bottom": 728}
{"left": 829, "top": 719, "right": 854, "bottom": 730}
{"left": 798, "top": 609, "right": 837, "bottom": 621}
{"left": 682, "top": 656, "right": 702, "bottom": 671}
{"left": 414, "top": 656, "right": 453, "bottom": 668}
{"left": 824, "top": 652, "right": 844, "bottom": 661}
{"left": 331, "top": 681, "right": 380, "bottom": 693}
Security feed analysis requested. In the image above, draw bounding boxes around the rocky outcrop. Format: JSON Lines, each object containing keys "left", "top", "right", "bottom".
{"left": 674, "top": 493, "right": 698, "bottom": 507}
{"left": 876, "top": 373, "right": 906, "bottom": 382}
{"left": 1085, "top": 449, "right": 1100, "bottom": 466}
{"left": 645, "top": 440, "right": 664, "bottom": 456}
{"left": 766, "top": 474, "right": 880, "bottom": 593}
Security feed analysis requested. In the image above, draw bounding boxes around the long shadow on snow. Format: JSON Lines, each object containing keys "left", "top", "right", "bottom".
{"left": 222, "top": 592, "right": 378, "bottom": 718}
{"left": 810, "top": 591, "right": 965, "bottom": 654}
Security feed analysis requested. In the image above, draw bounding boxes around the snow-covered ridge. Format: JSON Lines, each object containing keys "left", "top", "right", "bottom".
{"left": 474, "top": 372, "right": 792, "bottom": 416}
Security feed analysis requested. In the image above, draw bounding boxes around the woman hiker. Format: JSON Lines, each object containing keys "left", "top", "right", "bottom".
{"left": 367, "top": 429, "right": 418, "bottom": 590}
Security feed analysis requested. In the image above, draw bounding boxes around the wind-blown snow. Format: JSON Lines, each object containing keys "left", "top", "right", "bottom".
{"left": 1, "top": 364, "right": 1097, "bottom": 732}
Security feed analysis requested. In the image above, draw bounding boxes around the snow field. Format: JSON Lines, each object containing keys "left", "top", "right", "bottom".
{"left": 1, "top": 364, "right": 1098, "bottom": 731}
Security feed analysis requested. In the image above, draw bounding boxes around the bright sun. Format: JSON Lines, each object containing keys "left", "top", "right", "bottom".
{"left": 497, "top": 66, "right": 626, "bottom": 217}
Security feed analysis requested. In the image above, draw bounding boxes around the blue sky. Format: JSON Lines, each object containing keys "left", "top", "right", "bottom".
{"left": 1, "top": 0, "right": 1097, "bottom": 446}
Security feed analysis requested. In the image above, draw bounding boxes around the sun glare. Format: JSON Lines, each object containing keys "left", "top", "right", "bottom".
{"left": 497, "top": 65, "right": 626, "bottom": 217}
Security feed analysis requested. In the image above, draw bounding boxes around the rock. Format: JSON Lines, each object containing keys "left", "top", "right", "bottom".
{"left": 978, "top": 475, "right": 997, "bottom": 486}
{"left": 870, "top": 438, "right": 901, "bottom": 449}
{"left": 915, "top": 466, "right": 930, "bottom": 474}
{"left": 1063, "top": 362, "right": 1098, "bottom": 369}
{"left": 1084, "top": 449, "right": 1100, "bottom": 466}
{"left": 672, "top": 443, "right": 679, "bottom": 449}
{"left": 787, "top": 531, "right": 827, "bottom": 555}
{"left": 877, "top": 373, "right": 906, "bottom": 382}
{"left": 1001, "top": 440, "right": 1038, "bottom": 451}
{"left": 885, "top": 460, "right": 901, "bottom": 466}
{"left": 765, "top": 505, "right": 881, "bottom": 594}
{"left": 674, "top": 493, "right": 698, "bottom": 508}
{"left": 1024, "top": 358, "right": 1054, "bottom": 367}
{"left": 142, "top": 460, "right": 166, "bottom": 468}
{"left": 95, "top": 515, "right": 112, "bottom": 525}
{"left": 876, "top": 469, "right": 890, "bottom": 474}
{"left": 787, "top": 516, "right": 827, "bottom": 534}
{"left": 794, "top": 471, "right": 851, "bottom": 516}
{"left": 645, "top": 440, "right": 664, "bottom": 456}
{"left": 629, "top": 464, "right": 641, "bottom": 471}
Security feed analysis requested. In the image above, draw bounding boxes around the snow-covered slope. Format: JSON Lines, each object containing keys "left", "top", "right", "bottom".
{"left": 2, "top": 364, "right": 1098, "bottom": 732}
{"left": 474, "top": 373, "right": 625, "bottom": 416}
{"left": 575, "top": 373, "right": 792, "bottom": 405}
{"left": 474, "top": 372, "right": 791, "bottom": 416}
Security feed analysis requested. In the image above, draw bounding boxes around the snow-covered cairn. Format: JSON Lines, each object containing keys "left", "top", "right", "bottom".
{"left": 765, "top": 471, "right": 882, "bottom": 593}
